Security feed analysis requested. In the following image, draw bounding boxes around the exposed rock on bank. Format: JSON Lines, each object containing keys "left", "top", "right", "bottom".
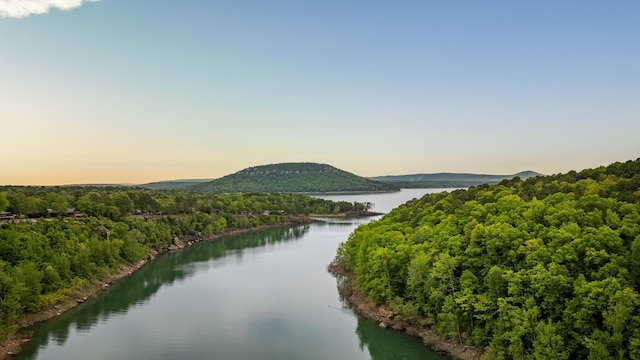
{"left": 328, "top": 263, "right": 482, "bottom": 360}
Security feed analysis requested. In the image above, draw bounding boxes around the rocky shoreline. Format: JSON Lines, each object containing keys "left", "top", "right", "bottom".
{"left": 328, "top": 262, "right": 482, "bottom": 360}
{"left": 0, "top": 216, "right": 313, "bottom": 359}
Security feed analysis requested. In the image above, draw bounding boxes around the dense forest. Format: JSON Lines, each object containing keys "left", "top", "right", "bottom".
{"left": 334, "top": 159, "right": 640, "bottom": 359}
{"left": 0, "top": 186, "right": 364, "bottom": 339}
{"left": 191, "top": 162, "right": 399, "bottom": 193}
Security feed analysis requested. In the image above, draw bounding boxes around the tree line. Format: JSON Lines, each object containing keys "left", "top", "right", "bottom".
{"left": 0, "top": 186, "right": 367, "bottom": 219}
{"left": 334, "top": 158, "right": 640, "bottom": 359}
{"left": 0, "top": 186, "right": 365, "bottom": 339}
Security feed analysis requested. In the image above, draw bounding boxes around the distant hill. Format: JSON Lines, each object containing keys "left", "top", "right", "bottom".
{"left": 191, "top": 163, "right": 399, "bottom": 193}
{"left": 369, "top": 170, "right": 542, "bottom": 188}
{"left": 138, "top": 179, "right": 212, "bottom": 191}
{"left": 63, "top": 183, "right": 136, "bottom": 187}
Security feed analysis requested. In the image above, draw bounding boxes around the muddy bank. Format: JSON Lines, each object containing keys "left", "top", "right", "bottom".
{"left": 0, "top": 216, "right": 313, "bottom": 359}
{"left": 328, "top": 263, "right": 482, "bottom": 360}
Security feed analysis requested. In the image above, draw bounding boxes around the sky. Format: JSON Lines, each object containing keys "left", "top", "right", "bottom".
{"left": 1, "top": 0, "right": 638, "bottom": 185}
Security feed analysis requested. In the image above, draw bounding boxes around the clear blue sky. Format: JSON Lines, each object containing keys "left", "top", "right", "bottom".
{"left": 1, "top": 0, "right": 638, "bottom": 185}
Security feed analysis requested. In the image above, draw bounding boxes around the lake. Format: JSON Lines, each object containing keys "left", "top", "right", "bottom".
{"left": 16, "top": 189, "right": 454, "bottom": 360}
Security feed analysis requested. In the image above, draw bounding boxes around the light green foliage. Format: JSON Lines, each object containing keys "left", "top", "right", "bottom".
{"left": 0, "top": 192, "right": 9, "bottom": 212}
{"left": 111, "top": 192, "right": 134, "bottom": 215}
{"left": 334, "top": 158, "right": 640, "bottom": 358}
{"left": 533, "top": 320, "right": 569, "bottom": 360}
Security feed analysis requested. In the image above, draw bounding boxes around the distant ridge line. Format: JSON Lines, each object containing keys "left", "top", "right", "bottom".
{"left": 369, "top": 170, "right": 542, "bottom": 188}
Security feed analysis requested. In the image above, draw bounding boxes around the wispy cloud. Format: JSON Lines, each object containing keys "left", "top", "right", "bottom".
{"left": 0, "top": 0, "right": 99, "bottom": 18}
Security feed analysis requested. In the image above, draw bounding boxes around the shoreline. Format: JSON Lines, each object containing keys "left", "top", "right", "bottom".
{"left": 309, "top": 211, "right": 385, "bottom": 217}
{"left": 299, "top": 189, "right": 400, "bottom": 195}
{"left": 0, "top": 216, "right": 315, "bottom": 359}
{"left": 328, "top": 262, "right": 482, "bottom": 360}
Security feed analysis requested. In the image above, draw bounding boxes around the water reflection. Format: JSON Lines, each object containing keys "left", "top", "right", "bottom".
{"left": 355, "top": 317, "right": 448, "bottom": 360}
{"left": 16, "top": 225, "right": 309, "bottom": 359}
{"left": 333, "top": 271, "right": 448, "bottom": 360}
{"left": 310, "top": 217, "right": 373, "bottom": 226}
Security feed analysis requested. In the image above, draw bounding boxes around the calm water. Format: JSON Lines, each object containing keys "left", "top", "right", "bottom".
{"left": 16, "top": 189, "right": 453, "bottom": 360}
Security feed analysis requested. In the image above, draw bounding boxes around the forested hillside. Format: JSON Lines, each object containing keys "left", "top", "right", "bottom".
{"left": 191, "top": 162, "right": 399, "bottom": 193}
{"left": 0, "top": 186, "right": 364, "bottom": 339}
{"left": 138, "top": 179, "right": 211, "bottom": 191}
{"left": 334, "top": 159, "right": 640, "bottom": 359}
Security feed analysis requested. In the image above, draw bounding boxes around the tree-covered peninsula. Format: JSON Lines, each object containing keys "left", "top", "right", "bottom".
{"left": 190, "top": 162, "right": 399, "bottom": 193}
{"left": 0, "top": 186, "right": 366, "bottom": 340}
{"left": 333, "top": 159, "right": 640, "bottom": 359}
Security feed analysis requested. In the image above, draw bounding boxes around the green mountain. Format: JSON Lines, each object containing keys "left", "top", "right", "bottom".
{"left": 369, "top": 170, "right": 542, "bottom": 188}
{"left": 191, "top": 162, "right": 399, "bottom": 193}
{"left": 138, "top": 179, "right": 212, "bottom": 191}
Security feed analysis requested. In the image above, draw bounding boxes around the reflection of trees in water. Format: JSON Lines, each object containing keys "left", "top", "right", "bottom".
{"left": 334, "top": 273, "right": 447, "bottom": 360}
{"left": 354, "top": 317, "right": 448, "bottom": 360}
{"left": 16, "top": 225, "right": 310, "bottom": 359}
{"left": 310, "top": 217, "right": 373, "bottom": 227}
